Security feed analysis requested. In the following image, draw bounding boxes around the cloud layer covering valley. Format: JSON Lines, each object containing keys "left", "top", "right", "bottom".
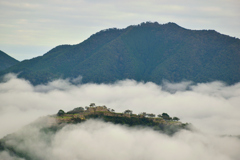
{"left": 0, "top": 74, "right": 240, "bottom": 159}
{"left": 1, "top": 120, "right": 240, "bottom": 160}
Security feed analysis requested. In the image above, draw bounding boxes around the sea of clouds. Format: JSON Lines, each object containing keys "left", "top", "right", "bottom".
{"left": 0, "top": 74, "right": 240, "bottom": 160}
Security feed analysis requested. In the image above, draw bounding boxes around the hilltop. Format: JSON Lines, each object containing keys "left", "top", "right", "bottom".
{"left": 0, "top": 103, "right": 189, "bottom": 159}
{"left": 1, "top": 22, "right": 240, "bottom": 85}
{"left": 54, "top": 103, "right": 189, "bottom": 134}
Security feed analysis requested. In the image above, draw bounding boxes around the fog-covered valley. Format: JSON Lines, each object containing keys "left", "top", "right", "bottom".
{"left": 0, "top": 74, "right": 240, "bottom": 159}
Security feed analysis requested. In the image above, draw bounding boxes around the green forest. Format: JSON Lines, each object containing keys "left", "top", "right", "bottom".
{"left": 1, "top": 22, "right": 240, "bottom": 85}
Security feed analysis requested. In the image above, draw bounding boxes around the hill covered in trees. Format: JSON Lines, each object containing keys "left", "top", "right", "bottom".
{"left": 1, "top": 22, "right": 240, "bottom": 85}
{"left": 0, "top": 50, "right": 19, "bottom": 71}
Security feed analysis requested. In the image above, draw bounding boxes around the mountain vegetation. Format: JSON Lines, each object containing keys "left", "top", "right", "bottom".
{"left": 0, "top": 50, "right": 19, "bottom": 71}
{"left": 1, "top": 22, "right": 240, "bottom": 85}
{"left": 55, "top": 104, "right": 186, "bottom": 132}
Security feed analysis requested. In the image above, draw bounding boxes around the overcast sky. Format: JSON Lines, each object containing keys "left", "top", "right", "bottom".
{"left": 0, "top": 0, "right": 240, "bottom": 60}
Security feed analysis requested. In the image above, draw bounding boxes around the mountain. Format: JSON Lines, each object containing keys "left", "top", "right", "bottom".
{"left": 0, "top": 50, "right": 19, "bottom": 71}
{"left": 1, "top": 22, "right": 240, "bottom": 85}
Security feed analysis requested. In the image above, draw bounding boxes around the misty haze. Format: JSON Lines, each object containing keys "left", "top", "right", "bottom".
{"left": 0, "top": 74, "right": 240, "bottom": 159}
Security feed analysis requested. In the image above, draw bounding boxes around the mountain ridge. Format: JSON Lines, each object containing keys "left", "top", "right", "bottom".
{"left": 1, "top": 22, "right": 240, "bottom": 85}
{"left": 0, "top": 50, "right": 19, "bottom": 71}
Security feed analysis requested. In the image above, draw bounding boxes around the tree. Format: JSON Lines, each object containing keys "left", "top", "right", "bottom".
{"left": 75, "top": 107, "right": 84, "bottom": 112}
{"left": 147, "top": 113, "right": 155, "bottom": 118}
{"left": 138, "top": 112, "right": 146, "bottom": 117}
{"left": 57, "top": 109, "right": 65, "bottom": 116}
{"left": 67, "top": 107, "right": 84, "bottom": 114}
{"left": 124, "top": 109, "right": 132, "bottom": 115}
{"left": 90, "top": 103, "right": 96, "bottom": 107}
{"left": 162, "top": 113, "right": 171, "bottom": 120}
{"left": 173, "top": 117, "right": 180, "bottom": 121}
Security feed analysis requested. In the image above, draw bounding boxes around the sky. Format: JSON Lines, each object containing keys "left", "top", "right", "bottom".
{"left": 0, "top": 0, "right": 240, "bottom": 61}
{"left": 0, "top": 74, "right": 240, "bottom": 159}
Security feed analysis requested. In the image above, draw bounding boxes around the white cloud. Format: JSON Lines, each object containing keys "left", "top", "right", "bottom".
{"left": 0, "top": 74, "right": 240, "bottom": 138}
{"left": 0, "top": 74, "right": 240, "bottom": 159}
{"left": 50, "top": 120, "right": 240, "bottom": 160}
{"left": 162, "top": 80, "right": 193, "bottom": 93}
{"left": 1, "top": 120, "right": 240, "bottom": 160}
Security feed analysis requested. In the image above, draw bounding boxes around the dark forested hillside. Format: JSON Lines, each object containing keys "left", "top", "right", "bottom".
{"left": 1, "top": 22, "right": 240, "bottom": 85}
{"left": 0, "top": 50, "right": 19, "bottom": 71}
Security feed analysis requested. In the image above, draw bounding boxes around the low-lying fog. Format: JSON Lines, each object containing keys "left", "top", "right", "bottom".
{"left": 0, "top": 74, "right": 240, "bottom": 160}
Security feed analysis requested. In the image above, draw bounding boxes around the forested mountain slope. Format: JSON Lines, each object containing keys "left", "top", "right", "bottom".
{"left": 1, "top": 22, "right": 240, "bottom": 85}
{"left": 0, "top": 50, "right": 19, "bottom": 71}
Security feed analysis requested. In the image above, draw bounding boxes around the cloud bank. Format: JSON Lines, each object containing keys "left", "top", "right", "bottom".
{"left": 2, "top": 120, "right": 240, "bottom": 160}
{"left": 0, "top": 74, "right": 240, "bottom": 159}
{"left": 1, "top": 74, "right": 240, "bottom": 136}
